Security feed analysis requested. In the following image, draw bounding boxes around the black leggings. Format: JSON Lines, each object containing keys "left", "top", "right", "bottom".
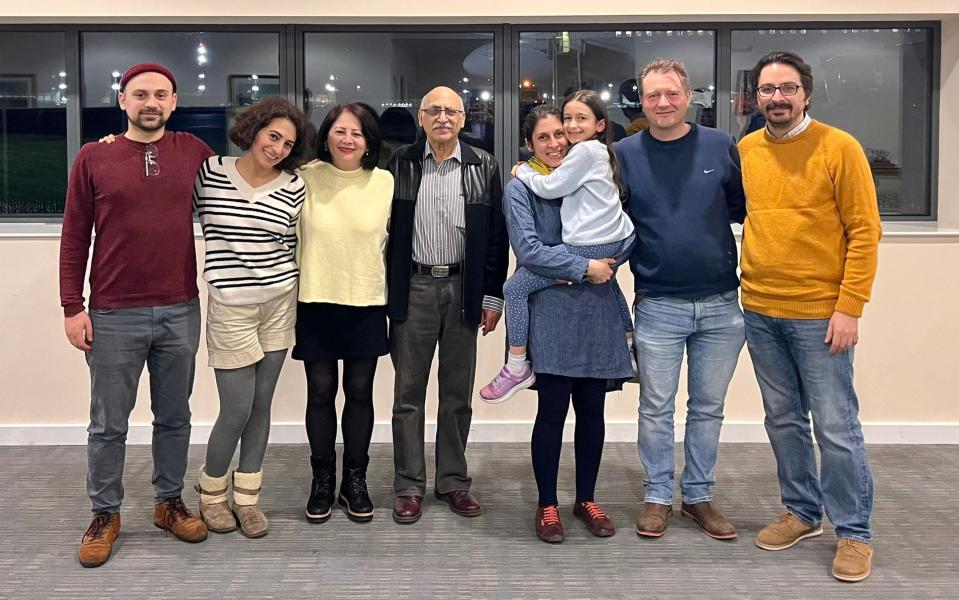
{"left": 304, "top": 358, "right": 378, "bottom": 469}
{"left": 531, "top": 373, "right": 607, "bottom": 507}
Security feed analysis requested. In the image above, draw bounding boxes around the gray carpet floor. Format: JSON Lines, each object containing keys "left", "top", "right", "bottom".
{"left": 0, "top": 442, "right": 956, "bottom": 599}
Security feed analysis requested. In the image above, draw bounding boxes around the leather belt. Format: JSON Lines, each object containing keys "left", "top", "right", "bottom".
{"left": 413, "top": 262, "right": 461, "bottom": 278}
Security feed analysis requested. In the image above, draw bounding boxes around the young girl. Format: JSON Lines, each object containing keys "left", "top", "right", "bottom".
{"left": 480, "top": 90, "right": 636, "bottom": 403}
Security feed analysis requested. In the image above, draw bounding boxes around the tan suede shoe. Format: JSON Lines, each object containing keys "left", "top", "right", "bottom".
{"left": 832, "top": 539, "right": 873, "bottom": 582}
{"left": 635, "top": 502, "right": 672, "bottom": 538}
{"left": 233, "top": 471, "right": 268, "bottom": 539}
{"left": 78, "top": 513, "right": 120, "bottom": 568}
{"left": 755, "top": 512, "right": 823, "bottom": 550}
{"left": 196, "top": 467, "right": 237, "bottom": 533}
{"left": 154, "top": 497, "right": 208, "bottom": 543}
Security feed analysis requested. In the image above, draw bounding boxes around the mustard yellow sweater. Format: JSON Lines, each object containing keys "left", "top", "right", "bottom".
{"left": 738, "top": 120, "right": 882, "bottom": 319}
{"left": 296, "top": 162, "right": 393, "bottom": 306}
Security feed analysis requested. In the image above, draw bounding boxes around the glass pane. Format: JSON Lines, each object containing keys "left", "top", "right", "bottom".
{"left": 304, "top": 31, "right": 495, "bottom": 167}
{"left": 81, "top": 31, "right": 280, "bottom": 155}
{"left": 518, "top": 29, "right": 716, "bottom": 156}
{"left": 730, "top": 27, "right": 934, "bottom": 216}
{"left": 0, "top": 31, "right": 67, "bottom": 215}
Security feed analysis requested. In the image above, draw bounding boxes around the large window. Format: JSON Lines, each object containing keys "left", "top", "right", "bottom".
{"left": 0, "top": 23, "right": 941, "bottom": 220}
{"left": 81, "top": 31, "right": 281, "bottom": 155}
{"left": 303, "top": 31, "right": 495, "bottom": 167}
{"left": 518, "top": 29, "right": 716, "bottom": 156}
{"left": 729, "top": 27, "right": 935, "bottom": 217}
{"left": 0, "top": 32, "right": 67, "bottom": 215}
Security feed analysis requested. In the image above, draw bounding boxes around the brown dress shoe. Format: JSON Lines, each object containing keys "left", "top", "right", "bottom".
{"left": 435, "top": 489, "right": 482, "bottom": 517}
{"left": 681, "top": 501, "right": 737, "bottom": 540}
{"left": 573, "top": 501, "right": 615, "bottom": 537}
{"left": 635, "top": 502, "right": 672, "bottom": 538}
{"left": 832, "top": 539, "right": 873, "bottom": 582}
{"left": 392, "top": 494, "right": 424, "bottom": 524}
{"left": 78, "top": 513, "right": 121, "bottom": 568}
{"left": 535, "top": 505, "right": 564, "bottom": 543}
{"left": 153, "top": 497, "right": 208, "bottom": 543}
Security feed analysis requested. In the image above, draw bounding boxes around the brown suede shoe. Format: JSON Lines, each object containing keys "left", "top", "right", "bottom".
{"left": 435, "top": 489, "right": 482, "bottom": 517}
{"left": 392, "top": 494, "right": 424, "bottom": 524}
{"left": 535, "top": 505, "right": 564, "bottom": 544}
{"left": 153, "top": 497, "right": 208, "bottom": 543}
{"left": 573, "top": 501, "right": 615, "bottom": 537}
{"left": 78, "top": 513, "right": 120, "bottom": 568}
{"left": 681, "top": 501, "right": 737, "bottom": 540}
{"left": 832, "top": 539, "right": 873, "bottom": 582}
{"left": 635, "top": 502, "right": 672, "bottom": 538}
{"left": 755, "top": 512, "right": 823, "bottom": 551}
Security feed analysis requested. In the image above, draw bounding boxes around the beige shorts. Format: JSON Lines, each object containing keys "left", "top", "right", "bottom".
{"left": 206, "top": 287, "right": 297, "bottom": 369}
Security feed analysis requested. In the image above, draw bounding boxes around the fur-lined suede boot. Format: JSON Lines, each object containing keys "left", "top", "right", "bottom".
{"left": 195, "top": 467, "right": 236, "bottom": 533}
{"left": 232, "top": 471, "right": 268, "bottom": 538}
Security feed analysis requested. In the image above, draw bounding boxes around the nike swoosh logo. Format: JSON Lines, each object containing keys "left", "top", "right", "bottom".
{"left": 703, "top": 169, "right": 716, "bottom": 174}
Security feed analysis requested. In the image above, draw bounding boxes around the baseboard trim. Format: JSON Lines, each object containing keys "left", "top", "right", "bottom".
{"left": 1, "top": 421, "right": 957, "bottom": 446}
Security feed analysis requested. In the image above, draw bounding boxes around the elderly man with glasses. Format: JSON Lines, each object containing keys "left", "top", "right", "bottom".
{"left": 386, "top": 85, "right": 508, "bottom": 524}
{"left": 60, "top": 62, "right": 215, "bottom": 568}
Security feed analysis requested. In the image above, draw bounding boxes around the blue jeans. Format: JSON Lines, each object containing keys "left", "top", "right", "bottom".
{"left": 634, "top": 290, "right": 745, "bottom": 505}
{"left": 86, "top": 298, "right": 201, "bottom": 514}
{"left": 744, "top": 310, "right": 873, "bottom": 542}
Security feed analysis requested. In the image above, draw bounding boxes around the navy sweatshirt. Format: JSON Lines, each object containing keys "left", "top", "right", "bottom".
{"left": 614, "top": 124, "right": 746, "bottom": 298}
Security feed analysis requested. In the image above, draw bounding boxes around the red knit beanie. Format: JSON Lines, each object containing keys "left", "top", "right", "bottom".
{"left": 120, "top": 62, "right": 177, "bottom": 93}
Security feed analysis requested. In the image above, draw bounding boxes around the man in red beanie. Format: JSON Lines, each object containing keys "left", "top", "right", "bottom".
{"left": 60, "top": 62, "right": 215, "bottom": 568}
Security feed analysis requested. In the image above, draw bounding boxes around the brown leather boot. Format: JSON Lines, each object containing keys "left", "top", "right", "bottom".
{"left": 635, "top": 502, "right": 672, "bottom": 538}
{"left": 78, "top": 513, "right": 121, "bottom": 568}
{"left": 154, "top": 497, "right": 208, "bottom": 543}
{"left": 681, "top": 501, "right": 737, "bottom": 540}
{"left": 232, "top": 471, "right": 268, "bottom": 538}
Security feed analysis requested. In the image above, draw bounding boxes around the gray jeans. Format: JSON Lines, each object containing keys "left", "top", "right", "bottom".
{"left": 85, "top": 298, "right": 201, "bottom": 514}
{"left": 390, "top": 274, "right": 477, "bottom": 495}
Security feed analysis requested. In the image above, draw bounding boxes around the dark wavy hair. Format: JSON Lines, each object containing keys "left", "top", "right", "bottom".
{"left": 523, "top": 104, "right": 563, "bottom": 145}
{"left": 229, "top": 96, "right": 314, "bottom": 173}
{"left": 315, "top": 102, "right": 382, "bottom": 171}
{"left": 562, "top": 90, "right": 628, "bottom": 202}
{"left": 750, "top": 50, "right": 814, "bottom": 114}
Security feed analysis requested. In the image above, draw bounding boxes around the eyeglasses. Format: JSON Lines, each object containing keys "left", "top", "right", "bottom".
{"left": 756, "top": 84, "right": 803, "bottom": 98}
{"left": 144, "top": 143, "right": 159, "bottom": 177}
{"left": 420, "top": 106, "right": 464, "bottom": 118}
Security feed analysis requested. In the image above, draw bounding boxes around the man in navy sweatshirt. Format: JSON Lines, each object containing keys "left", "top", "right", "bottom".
{"left": 614, "top": 57, "right": 746, "bottom": 541}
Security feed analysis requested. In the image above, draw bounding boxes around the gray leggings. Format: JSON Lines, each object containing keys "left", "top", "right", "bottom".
{"left": 204, "top": 350, "right": 287, "bottom": 477}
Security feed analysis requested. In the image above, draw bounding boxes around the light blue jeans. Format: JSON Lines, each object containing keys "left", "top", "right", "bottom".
{"left": 634, "top": 290, "right": 745, "bottom": 505}
{"left": 744, "top": 310, "right": 873, "bottom": 542}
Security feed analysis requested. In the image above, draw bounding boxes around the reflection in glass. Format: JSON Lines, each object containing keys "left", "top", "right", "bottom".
{"left": 81, "top": 31, "right": 280, "bottom": 155}
{"left": 518, "top": 29, "right": 716, "bottom": 157}
{"left": 303, "top": 32, "right": 495, "bottom": 167}
{"left": 729, "top": 28, "right": 933, "bottom": 216}
{"left": 0, "top": 32, "right": 68, "bottom": 215}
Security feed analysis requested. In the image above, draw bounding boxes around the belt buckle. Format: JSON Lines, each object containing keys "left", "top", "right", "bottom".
{"left": 430, "top": 265, "right": 450, "bottom": 278}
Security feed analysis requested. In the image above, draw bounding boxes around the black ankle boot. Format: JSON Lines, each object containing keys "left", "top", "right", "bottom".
{"left": 338, "top": 466, "right": 374, "bottom": 523}
{"left": 306, "top": 456, "right": 335, "bottom": 523}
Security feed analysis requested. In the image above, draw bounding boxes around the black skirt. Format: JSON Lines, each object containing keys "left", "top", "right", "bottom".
{"left": 292, "top": 302, "right": 389, "bottom": 361}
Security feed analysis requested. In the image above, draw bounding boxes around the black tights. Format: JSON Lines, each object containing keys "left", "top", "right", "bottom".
{"left": 531, "top": 373, "right": 607, "bottom": 507}
{"left": 304, "top": 358, "right": 378, "bottom": 469}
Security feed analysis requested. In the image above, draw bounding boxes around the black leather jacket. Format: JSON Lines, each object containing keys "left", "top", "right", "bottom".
{"left": 386, "top": 139, "right": 508, "bottom": 326}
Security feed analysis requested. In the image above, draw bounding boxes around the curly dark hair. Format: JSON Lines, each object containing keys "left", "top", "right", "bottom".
{"left": 229, "top": 96, "right": 314, "bottom": 172}
{"left": 315, "top": 103, "right": 382, "bottom": 171}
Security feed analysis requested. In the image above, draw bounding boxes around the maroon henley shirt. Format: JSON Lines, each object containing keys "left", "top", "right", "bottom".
{"left": 59, "top": 131, "right": 214, "bottom": 317}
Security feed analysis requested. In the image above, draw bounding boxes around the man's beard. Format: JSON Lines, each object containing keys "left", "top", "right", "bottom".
{"left": 128, "top": 111, "right": 168, "bottom": 132}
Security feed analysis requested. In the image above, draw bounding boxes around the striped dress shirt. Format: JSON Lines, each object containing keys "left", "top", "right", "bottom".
{"left": 412, "top": 142, "right": 465, "bottom": 265}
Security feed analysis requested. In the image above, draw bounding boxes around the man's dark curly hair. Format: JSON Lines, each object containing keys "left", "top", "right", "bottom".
{"left": 229, "top": 96, "right": 314, "bottom": 172}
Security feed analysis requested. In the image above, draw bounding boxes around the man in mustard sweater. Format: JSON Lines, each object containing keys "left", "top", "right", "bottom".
{"left": 738, "top": 51, "right": 882, "bottom": 582}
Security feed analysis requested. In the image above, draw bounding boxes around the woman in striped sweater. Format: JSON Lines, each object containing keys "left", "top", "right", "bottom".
{"left": 193, "top": 97, "right": 313, "bottom": 538}
{"left": 295, "top": 103, "right": 393, "bottom": 524}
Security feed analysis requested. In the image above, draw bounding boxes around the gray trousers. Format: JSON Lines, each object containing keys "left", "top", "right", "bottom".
{"left": 391, "top": 274, "right": 477, "bottom": 496}
{"left": 85, "top": 298, "right": 201, "bottom": 514}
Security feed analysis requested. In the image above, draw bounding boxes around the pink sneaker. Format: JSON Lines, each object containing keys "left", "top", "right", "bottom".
{"left": 479, "top": 364, "right": 535, "bottom": 404}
